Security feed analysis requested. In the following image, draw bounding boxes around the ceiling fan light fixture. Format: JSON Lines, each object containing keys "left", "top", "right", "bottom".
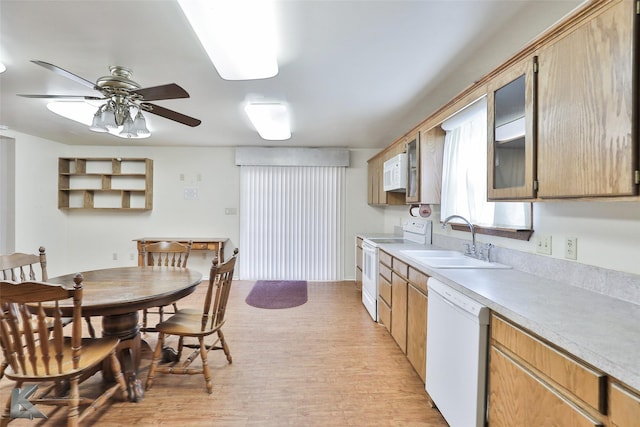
{"left": 47, "top": 100, "right": 151, "bottom": 139}
{"left": 133, "top": 110, "right": 150, "bottom": 136}
{"left": 89, "top": 109, "right": 108, "bottom": 133}
{"left": 177, "top": 0, "right": 279, "bottom": 80}
{"left": 244, "top": 102, "right": 291, "bottom": 141}
{"left": 101, "top": 103, "right": 118, "bottom": 129}
{"left": 119, "top": 110, "right": 137, "bottom": 138}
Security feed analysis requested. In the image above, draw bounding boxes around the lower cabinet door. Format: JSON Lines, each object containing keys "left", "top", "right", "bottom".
{"left": 488, "top": 346, "right": 603, "bottom": 427}
{"left": 406, "top": 284, "right": 427, "bottom": 383}
{"left": 390, "top": 273, "right": 407, "bottom": 353}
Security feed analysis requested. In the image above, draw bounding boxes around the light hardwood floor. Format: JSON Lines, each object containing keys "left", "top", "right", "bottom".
{"left": 0, "top": 280, "right": 448, "bottom": 426}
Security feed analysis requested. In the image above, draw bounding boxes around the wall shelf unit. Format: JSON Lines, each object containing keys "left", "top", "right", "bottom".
{"left": 58, "top": 157, "right": 153, "bottom": 210}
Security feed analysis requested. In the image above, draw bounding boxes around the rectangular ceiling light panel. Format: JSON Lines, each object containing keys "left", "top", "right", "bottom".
{"left": 244, "top": 103, "right": 291, "bottom": 141}
{"left": 177, "top": 0, "right": 279, "bottom": 80}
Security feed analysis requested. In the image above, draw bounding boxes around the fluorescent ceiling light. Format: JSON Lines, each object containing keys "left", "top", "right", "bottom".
{"left": 47, "top": 101, "right": 151, "bottom": 139}
{"left": 177, "top": 0, "right": 278, "bottom": 80}
{"left": 244, "top": 103, "right": 291, "bottom": 140}
{"left": 0, "top": 62, "right": 6, "bottom": 73}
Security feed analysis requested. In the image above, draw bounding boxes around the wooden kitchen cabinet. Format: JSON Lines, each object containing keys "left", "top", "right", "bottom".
{"left": 489, "top": 314, "right": 607, "bottom": 426}
{"left": 367, "top": 141, "right": 406, "bottom": 206}
{"left": 391, "top": 270, "right": 408, "bottom": 353}
{"left": 378, "top": 250, "right": 393, "bottom": 332}
{"left": 405, "top": 132, "right": 420, "bottom": 204}
{"left": 537, "top": 0, "right": 635, "bottom": 199}
{"left": 609, "top": 382, "right": 640, "bottom": 427}
{"left": 406, "top": 267, "right": 429, "bottom": 383}
{"left": 415, "top": 126, "right": 444, "bottom": 205}
{"left": 379, "top": 251, "right": 430, "bottom": 383}
{"left": 487, "top": 56, "right": 537, "bottom": 200}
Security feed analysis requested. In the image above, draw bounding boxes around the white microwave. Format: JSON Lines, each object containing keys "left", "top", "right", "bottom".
{"left": 383, "top": 153, "right": 407, "bottom": 192}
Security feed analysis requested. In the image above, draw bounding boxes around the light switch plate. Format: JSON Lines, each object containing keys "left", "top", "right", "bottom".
{"left": 536, "top": 235, "right": 552, "bottom": 255}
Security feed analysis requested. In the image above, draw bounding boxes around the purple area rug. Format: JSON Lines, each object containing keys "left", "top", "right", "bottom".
{"left": 245, "top": 280, "right": 308, "bottom": 309}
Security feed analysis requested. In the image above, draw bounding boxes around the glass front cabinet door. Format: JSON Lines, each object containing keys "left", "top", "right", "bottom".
{"left": 487, "top": 56, "right": 537, "bottom": 200}
{"left": 405, "top": 132, "right": 420, "bottom": 204}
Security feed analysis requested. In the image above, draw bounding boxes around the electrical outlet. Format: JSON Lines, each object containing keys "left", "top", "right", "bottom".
{"left": 112, "top": 253, "right": 118, "bottom": 261}
{"left": 129, "top": 253, "right": 135, "bottom": 261}
{"left": 565, "top": 237, "right": 578, "bottom": 260}
{"left": 536, "top": 235, "right": 552, "bottom": 255}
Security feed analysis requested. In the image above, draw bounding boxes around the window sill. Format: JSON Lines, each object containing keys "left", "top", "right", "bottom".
{"left": 450, "top": 224, "right": 533, "bottom": 241}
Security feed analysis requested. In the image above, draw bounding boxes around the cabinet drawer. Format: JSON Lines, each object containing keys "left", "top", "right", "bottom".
{"left": 610, "top": 382, "right": 640, "bottom": 427}
{"left": 379, "top": 250, "right": 392, "bottom": 268}
{"left": 489, "top": 346, "right": 603, "bottom": 427}
{"left": 379, "top": 263, "right": 392, "bottom": 283}
{"left": 379, "top": 275, "right": 392, "bottom": 306}
{"left": 392, "top": 258, "right": 408, "bottom": 277}
{"left": 408, "top": 267, "right": 428, "bottom": 294}
{"left": 378, "top": 299, "right": 391, "bottom": 332}
{"left": 491, "top": 315, "right": 606, "bottom": 413}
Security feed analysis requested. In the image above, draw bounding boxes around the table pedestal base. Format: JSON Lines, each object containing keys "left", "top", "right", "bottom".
{"left": 102, "top": 312, "right": 144, "bottom": 402}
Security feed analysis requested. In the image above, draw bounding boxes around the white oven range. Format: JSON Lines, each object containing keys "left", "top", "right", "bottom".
{"left": 361, "top": 219, "right": 431, "bottom": 321}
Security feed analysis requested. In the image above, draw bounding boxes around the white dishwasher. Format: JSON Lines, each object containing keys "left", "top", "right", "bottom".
{"left": 426, "top": 278, "right": 489, "bottom": 427}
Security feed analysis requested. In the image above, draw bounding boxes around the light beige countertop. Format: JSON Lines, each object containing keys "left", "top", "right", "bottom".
{"left": 366, "top": 238, "right": 640, "bottom": 392}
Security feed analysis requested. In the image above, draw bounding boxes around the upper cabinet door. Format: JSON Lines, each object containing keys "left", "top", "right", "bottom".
{"left": 537, "top": 0, "right": 635, "bottom": 198}
{"left": 405, "top": 132, "right": 420, "bottom": 204}
{"left": 418, "top": 126, "right": 444, "bottom": 204}
{"left": 487, "top": 57, "right": 537, "bottom": 200}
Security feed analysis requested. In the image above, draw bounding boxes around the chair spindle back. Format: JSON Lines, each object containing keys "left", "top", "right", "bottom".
{"left": 0, "top": 275, "right": 83, "bottom": 376}
{"left": 202, "top": 249, "right": 238, "bottom": 332}
{"left": 140, "top": 241, "right": 192, "bottom": 268}
{"left": 0, "top": 246, "right": 48, "bottom": 281}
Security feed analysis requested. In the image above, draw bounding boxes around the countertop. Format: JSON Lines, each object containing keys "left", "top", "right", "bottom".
{"left": 362, "top": 237, "right": 640, "bottom": 392}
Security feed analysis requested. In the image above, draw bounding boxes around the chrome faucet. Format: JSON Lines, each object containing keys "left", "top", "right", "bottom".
{"left": 442, "top": 215, "right": 494, "bottom": 261}
{"left": 442, "top": 214, "right": 477, "bottom": 257}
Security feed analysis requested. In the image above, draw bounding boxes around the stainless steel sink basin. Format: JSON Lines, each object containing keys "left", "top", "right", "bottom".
{"left": 399, "top": 249, "right": 511, "bottom": 269}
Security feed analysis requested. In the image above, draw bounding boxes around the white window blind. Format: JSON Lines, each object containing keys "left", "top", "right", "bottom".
{"left": 239, "top": 165, "right": 345, "bottom": 280}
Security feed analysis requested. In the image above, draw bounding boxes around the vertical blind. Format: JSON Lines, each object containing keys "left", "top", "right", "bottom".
{"left": 239, "top": 165, "right": 345, "bottom": 281}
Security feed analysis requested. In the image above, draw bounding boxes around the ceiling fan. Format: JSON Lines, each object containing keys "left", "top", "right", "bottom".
{"left": 18, "top": 60, "right": 201, "bottom": 135}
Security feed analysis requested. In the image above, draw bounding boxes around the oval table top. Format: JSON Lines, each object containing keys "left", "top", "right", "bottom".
{"left": 47, "top": 266, "right": 203, "bottom": 317}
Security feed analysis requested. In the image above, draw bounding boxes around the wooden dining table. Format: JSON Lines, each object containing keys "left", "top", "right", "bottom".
{"left": 47, "top": 266, "right": 203, "bottom": 402}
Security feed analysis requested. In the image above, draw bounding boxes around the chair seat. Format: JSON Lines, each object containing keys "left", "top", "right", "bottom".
{"left": 4, "top": 336, "right": 120, "bottom": 382}
{"left": 155, "top": 310, "right": 220, "bottom": 337}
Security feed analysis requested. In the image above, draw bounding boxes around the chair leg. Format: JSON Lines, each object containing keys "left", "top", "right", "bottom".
{"left": 0, "top": 359, "right": 7, "bottom": 380}
{"left": 217, "top": 329, "right": 232, "bottom": 364}
{"left": 67, "top": 376, "right": 80, "bottom": 427}
{"left": 145, "top": 332, "right": 164, "bottom": 391}
{"left": 110, "top": 351, "right": 129, "bottom": 401}
{"left": 1, "top": 391, "right": 12, "bottom": 427}
{"left": 199, "top": 337, "right": 213, "bottom": 394}
{"left": 84, "top": 316, "right": 96, "bottom": 338}
{"left": 142, "top": 309, "right": 148, "bottom": 332}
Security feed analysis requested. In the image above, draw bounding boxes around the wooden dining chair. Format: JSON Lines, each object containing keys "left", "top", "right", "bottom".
{"left": 0, "top": 276, "right": 128, "bottom": 427}
{"left": 138, "top": 240, "right": 193, "bottom": 333}
{"left": 0, "top": 247, "right": 76, "bottom": 379}
{"left": 146, "top": 248, "right": 238, "bottom": 394}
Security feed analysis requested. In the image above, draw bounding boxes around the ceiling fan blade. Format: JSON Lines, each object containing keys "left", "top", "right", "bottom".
{"left": 133, "top": 83, "right": 190, "bottom": 101}
{"left": 141, "top": 103, "right": 201, "bottom": 127}
{"left": 31, "top": 60, "right": 98, "bottom": 90}
{"left": 18, "top": 94, "right": 104, "bottom": 100}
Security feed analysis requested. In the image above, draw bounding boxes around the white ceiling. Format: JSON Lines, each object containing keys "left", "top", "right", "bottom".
{"left": 0, "top": 0, "right": 582, "bottom": 149}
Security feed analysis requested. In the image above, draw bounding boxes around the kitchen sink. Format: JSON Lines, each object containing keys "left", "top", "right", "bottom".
{"left": 399, "top": 249, "right": 511, "bottom": 269}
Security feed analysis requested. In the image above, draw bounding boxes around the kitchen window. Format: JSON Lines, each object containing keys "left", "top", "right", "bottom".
{"left": 440, "top": 97, "right": 532, "bottom": 237}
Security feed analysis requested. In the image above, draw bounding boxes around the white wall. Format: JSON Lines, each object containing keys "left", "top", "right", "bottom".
{"left": 5, "top": 130, "right": 381, "bottom": 280}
